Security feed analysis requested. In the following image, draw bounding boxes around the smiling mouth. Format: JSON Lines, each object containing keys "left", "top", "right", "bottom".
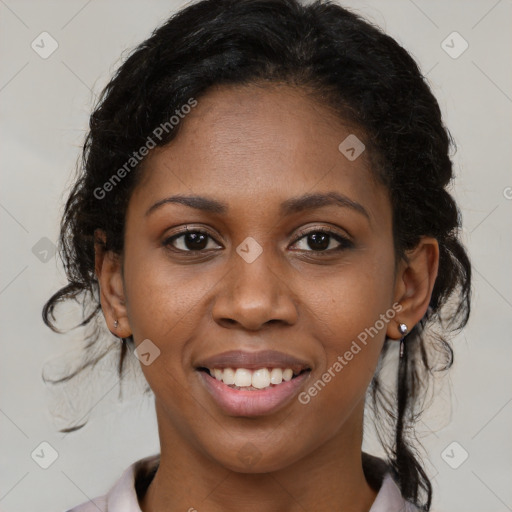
{"left": 197, "top": 367, "right": 310, "bottom": 391}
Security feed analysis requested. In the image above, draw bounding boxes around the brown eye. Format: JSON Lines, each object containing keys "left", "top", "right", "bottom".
{"left": 291, "top": 229, "right": 352, "bottom": 252}
{"left": 164, "top": 230, "right": 222, "bottom": 252}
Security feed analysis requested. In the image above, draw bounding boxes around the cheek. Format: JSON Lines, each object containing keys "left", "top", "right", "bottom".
{"left": 302, "top": 252, "right": 396, "bottom": 346}
{"left": 123, "top": 232, "right": 213, "bottom": 330}
{"left": 121, "top": 255, "right": 213, "bottom": 414}
{"left": 296, "top": 250, "right": 396, "bottom": 401}
{"left": 122, "top": 246, "right": 216, "bottom": 372}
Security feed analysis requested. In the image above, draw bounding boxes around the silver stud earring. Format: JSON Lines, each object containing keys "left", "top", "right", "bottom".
{"left": 398, "top": 323, "right": 408, "bottom": 359}
{"left": 114, "top": 320, "right": 119, "bottom": 329}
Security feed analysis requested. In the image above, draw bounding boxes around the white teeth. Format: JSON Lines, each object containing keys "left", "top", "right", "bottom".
{"left": 208, "top": 367, "right": 300, "bottom": 389}
{"left": 222, "top": 367, "right": 235, "bottom": 385}
{"left": 234, "top": 368, "right": 252, "bottom": 387}
{"left": 251, "top": 368, "right": 270, "bottom": 389}
{"left": 282, "top": 368, "right": 293, "bottom": 381}
{"left": 269, "top": 368, "right": 283, "bottom": 385}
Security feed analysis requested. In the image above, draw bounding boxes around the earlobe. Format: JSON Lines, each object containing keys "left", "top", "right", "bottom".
{"left": 387, "top": 236, "right": 439, "bottom": 340}
{"left": 94, "top": 230, "right": 132, "bottom": 338}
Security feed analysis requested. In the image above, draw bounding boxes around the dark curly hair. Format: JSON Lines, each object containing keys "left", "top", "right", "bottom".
{"left": 43, "top": 0, "right": 471, "bottom": 510}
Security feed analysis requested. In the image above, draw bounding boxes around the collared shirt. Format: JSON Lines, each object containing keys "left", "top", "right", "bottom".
{"left": 66, "top": 453, "right": 420, "bottom": 512}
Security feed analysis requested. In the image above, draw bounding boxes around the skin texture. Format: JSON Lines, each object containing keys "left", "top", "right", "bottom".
{"left": 95, "top": 84, "right": 439, "bottom": 512}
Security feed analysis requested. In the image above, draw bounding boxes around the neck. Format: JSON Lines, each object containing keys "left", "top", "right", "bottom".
{"left": 140, "top": 401, "right": 378, "bottom": 512}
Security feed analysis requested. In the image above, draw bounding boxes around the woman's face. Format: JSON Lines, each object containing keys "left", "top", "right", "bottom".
{"left": 118, "top": 84, "right": 402, "bottom": 471}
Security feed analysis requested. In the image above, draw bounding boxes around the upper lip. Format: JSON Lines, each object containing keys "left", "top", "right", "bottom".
{"left": 196, "top": 350, "right": 311, "bottom": 374}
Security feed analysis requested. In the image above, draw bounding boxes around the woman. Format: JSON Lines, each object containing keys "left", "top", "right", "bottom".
{"left": 44, "top": 0, "right": 471, "bottom": 510}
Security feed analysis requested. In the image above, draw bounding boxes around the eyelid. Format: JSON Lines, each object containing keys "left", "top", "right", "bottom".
{"left": 162, "top": 226, "right": 223, "bottom": 251}
{"left": 297, "top": 226, "right": 349, "bottom": 239}
{"left": 162, "top": 224, "right": 352, "bottom": 253}
{"left": 292, "top": 225, "right": 351, "bottom": 242}
{"left": 290, "top": 225, "right": 353, "bottom": 251}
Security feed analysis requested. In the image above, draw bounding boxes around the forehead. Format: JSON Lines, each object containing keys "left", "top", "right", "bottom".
{"left": 131, "top": 84, "right": 390, "bottom": 224}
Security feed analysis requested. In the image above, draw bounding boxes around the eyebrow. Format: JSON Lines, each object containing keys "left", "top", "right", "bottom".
{"left": 145, "top": 192, "right": 370, "bottom": 221}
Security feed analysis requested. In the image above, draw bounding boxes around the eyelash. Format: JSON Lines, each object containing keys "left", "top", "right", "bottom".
{"left": 292, "top": 227, "right": 353, "bottom": 253}
{"left": 163, "top": 227, "right": 352, "bottom": 254}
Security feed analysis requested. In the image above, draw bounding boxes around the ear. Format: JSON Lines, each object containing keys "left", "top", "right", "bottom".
{"left": 94, "top": 229, "right": 132, "bottom": 338}
{"left": 387, "top": 236, "right": 439, "bottom": 340}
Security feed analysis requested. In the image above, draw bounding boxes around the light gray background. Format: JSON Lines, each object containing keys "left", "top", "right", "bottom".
{"left": 1, "top": 1, "right": 511, "bottom": 511}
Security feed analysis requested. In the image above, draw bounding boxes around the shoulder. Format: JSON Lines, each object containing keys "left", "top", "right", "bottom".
{"left": 64, "top": 454, "right": 159, "bottom": 512}
{"left": 371, "top": 473, "right": 422, "bottom": 512}
{"left": 65, "top": 452, "right": 421, "bottom": 512}
{"left": 363, "top": 452, "right": 423, "bottom": 512}
{"left": 64, "top": 496, "right": 107, "bottom": 512}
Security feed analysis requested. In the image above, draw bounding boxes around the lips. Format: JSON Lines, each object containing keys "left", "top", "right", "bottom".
{"left": 195, "top": 350, "right": 312, "bottom": 416}
{"left": 195, "top": 349, "right": 311, "bottom": 375}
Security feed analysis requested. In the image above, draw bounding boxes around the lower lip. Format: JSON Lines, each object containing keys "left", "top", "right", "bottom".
{"left": 197, "top": 370, "right": 311, "bottom": 417}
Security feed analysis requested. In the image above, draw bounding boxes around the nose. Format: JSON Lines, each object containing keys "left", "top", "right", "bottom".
{"left": 211, "top": 249, "right": 298, "bottom": 331}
